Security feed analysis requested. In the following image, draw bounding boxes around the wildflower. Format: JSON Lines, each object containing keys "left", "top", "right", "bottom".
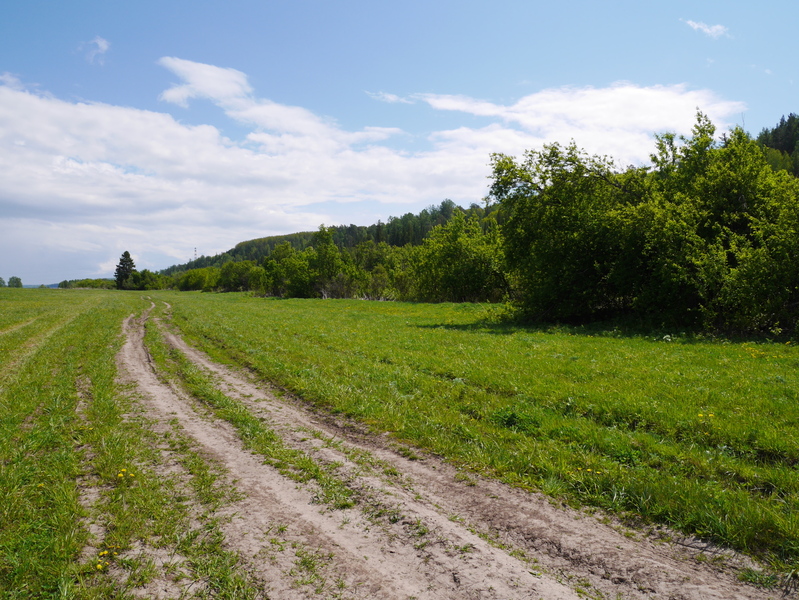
{"left": 698, "top": 413, "right": 704, "bottom": 417}
{"left": 96, "top": 563, "right": 103, "bottom": 570}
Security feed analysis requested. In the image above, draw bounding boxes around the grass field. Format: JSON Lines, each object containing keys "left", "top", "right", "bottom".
{"left": 3, "top": 287, "right": 799, "bottom": 597}
{"left": 157, "top": 291, "right": 799, "bottom": 567}
{"left": 0, "top": 289, "right": 261, "bottom": 598}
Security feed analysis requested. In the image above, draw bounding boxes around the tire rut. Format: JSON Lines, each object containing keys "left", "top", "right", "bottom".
{"left": 122, "top": 307, "right": 582, "bottom": 599}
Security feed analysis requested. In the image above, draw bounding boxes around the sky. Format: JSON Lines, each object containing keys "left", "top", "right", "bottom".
{"left": 1, "top": 1, "right": 797, "bottom": 285}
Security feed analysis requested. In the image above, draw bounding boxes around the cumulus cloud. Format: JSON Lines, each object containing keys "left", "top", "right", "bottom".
{"left": 684, "top": 20, "right": 729, "bottom": 39}
{"left": 0, "top": 60, "right": 746, "bottom": 283}
{"left": 416, "top": 83, "right": 745, "bottom": 165}
{"left": 84, "top": 36, "right": 110, "bottom": 64}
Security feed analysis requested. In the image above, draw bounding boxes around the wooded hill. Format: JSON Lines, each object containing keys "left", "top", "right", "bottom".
{"left": 159, "top": 199, "right": 494, "bottom": 275}
{"left": 758, "top": 113, "right": 799, "bottom": 176}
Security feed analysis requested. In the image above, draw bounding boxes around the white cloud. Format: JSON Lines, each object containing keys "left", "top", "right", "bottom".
{"left": 416, "top": 83, "right": 745, "bottom": 165}
{"left": 0, "top": 61, "right": 746, "bottom": 283}
{"left": 0, "top": 72, "right": 25, "bottom": 90}
{"left": 684, "top": 20, "right": 729, "bottom": 39}
{"left": 158, "top": 57, "right": 252, "bottom": 107}
{"left": 84, "top": 36, "right": 110, "bottom": 64}
{"left": 367, "top": 91, "right": 414, "bottom": 104}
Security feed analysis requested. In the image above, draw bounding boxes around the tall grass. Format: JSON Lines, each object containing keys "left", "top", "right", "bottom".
{"left": 158, "top": 292, "right": 799, "bottom": 566}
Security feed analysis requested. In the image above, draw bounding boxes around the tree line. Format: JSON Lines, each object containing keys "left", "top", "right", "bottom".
{"left": 159, "top": 199, "right": 488, "bottom": 275}
{"left": 66, "top": 112, "right": 799, "bottom": 334}
{"left": 0, "top": 276, "right": 22, "bottom": 288}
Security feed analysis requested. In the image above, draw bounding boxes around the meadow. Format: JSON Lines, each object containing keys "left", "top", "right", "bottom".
{"left": 0, "top": 289, "right": 260, "bottom": 598}
{"left": 158, "top": 291, "right": 799, "bottom": 568}
{"left": 2, "top": 287, "right": 799, "bottom": 597}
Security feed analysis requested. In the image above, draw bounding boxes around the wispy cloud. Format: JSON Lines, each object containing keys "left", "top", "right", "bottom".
{"left": 0, "top": 60, "right": 746, "bottom": 282}
{"left": 0, "top": 72, "right": 25, "bottom": 90}
{"left": 83, "top": 36, "right": 110, "bottom": 64}
{"left": 367, "top": 91, "right": 414, "bottom": 104}
{"left": 684, "top": 20, "right": 729, "bottom": 39}
{"left": 158, "top": 57, "right": 252, "bottom": 107}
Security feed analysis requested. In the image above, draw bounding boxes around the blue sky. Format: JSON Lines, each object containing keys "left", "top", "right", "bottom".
{"left": 1, "top": 0, "right": 796, "bottom": 284}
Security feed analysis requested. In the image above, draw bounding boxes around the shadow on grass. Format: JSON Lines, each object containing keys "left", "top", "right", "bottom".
{"left": 415, "top": 310, "right": 793, "bottom": 345}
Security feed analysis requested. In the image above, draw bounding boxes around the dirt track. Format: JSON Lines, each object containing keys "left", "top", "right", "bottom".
{"left": 116, "top": 303, "right": 781, "bottom": 599}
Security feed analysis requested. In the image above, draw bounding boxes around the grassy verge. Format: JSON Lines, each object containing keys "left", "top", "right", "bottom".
{"left": 154, "top": 292, "right": 799, "bottom": 569}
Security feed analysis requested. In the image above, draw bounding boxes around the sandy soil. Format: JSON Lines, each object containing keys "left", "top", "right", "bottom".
{"left": 115, "top": 304, "right": 783, "bottom": 600}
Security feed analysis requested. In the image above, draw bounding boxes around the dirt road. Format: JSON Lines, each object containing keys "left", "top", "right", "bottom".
{"left": 114, "top": 304, "right": 780, "bottom": 599}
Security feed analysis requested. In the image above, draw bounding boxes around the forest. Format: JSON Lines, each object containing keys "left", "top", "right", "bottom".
{"left": 61, "top": 113, "right": 799, "bottom": 334}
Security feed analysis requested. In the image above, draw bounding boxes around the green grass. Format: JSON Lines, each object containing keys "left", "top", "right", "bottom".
{"left": 0, "top": 289, "right": 263, "bottom": 598}
{"left": 0, "top": 289, "right": 142, "bottom": 597}
{"left": 152, "top": 291, "right": 799, "bottom": 568}
{"left": 143, "top": 303, "right": 356, "bottom": 510}
{"left": 4, "top": 287, "right": 799, "bottom": 590}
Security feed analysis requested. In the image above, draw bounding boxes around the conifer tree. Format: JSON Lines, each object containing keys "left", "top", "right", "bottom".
{"left": 114, "top": 251, "right": 136, "bottom": 289}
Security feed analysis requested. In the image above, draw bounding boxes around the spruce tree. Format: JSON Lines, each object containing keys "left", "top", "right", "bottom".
{"left": 114, "top": 251, "right": 136, "bottom": 289}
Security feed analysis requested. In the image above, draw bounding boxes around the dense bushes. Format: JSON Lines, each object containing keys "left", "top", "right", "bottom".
{"left": 491, "top": 113, "right": 799, "bottom": 333}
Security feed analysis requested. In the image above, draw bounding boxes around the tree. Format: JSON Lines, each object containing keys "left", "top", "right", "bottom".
{"left": 490, "top": 142, "right": 633, "bottom": 320}
{"left": 0, "top": 277, "right": 5, "bottom": 287}
{"left": 8, "top": 276, "right": 22, "bottom": 288}
{"left": 114, "top": 251, "right": 136, "bottom": 289}
{"left": 412, "top": 211, "right": 507, "bottom": 302}
{"left": 490, "top": 112, "right": 799, "bottom": 333}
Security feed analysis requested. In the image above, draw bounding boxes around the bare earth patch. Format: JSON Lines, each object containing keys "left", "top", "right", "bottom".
{"left": 116, "top": 305, "right": 781, "bottom": 600}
